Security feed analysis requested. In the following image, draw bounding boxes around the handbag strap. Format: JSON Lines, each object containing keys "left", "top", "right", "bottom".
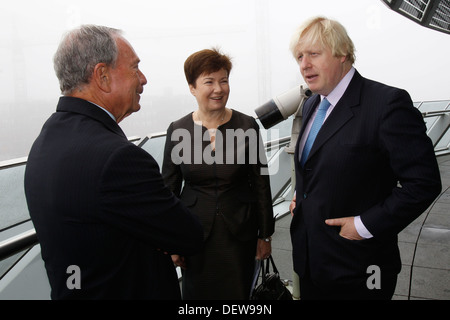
{"left": 259, "top": 255, "right": 279, "bottom": 285}
{"left": 266, "top": 255, "right": 279, "bottom": 274}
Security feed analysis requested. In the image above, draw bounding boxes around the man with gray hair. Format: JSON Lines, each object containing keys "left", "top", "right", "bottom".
{"left": 24, "top": 25, "right": 203, "bottom": 299}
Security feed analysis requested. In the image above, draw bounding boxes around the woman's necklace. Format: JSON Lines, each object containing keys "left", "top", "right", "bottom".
{"left": 194, "top": 109, "right": 228, "bottom": 151}
{"left": 194, "top": 108, "right": 227, "bottom": 129}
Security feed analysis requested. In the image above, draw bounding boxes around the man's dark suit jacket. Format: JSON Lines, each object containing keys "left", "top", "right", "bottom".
{"left": 24, "top": 97, "right": 203, "bottom": 299}
{"left": 291, "top": 70, "right": 442, "bottom": 289}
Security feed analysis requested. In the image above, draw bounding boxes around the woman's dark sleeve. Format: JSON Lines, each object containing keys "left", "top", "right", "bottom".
{"left": 250, "top": 119, "right": 275, "bottom": 238}
{"left": 162, "top": 122, "right": 183, "bottom": 197}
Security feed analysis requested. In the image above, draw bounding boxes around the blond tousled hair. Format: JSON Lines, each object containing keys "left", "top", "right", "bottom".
{"left": 289, "top": 16, "right": 356, "bottom": 64}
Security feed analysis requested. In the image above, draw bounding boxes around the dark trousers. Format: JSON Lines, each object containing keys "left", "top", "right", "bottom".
{"left": 299, "top": 267, "right": 397, "bottom": 300}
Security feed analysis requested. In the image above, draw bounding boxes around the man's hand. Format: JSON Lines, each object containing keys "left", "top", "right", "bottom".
{"left": 171, "top": 254, "right": 186, "bottom": 269}
{"left": 325, "top": 216, "right": 363, "bottom": 241}
{"left": 289, "top": 194, "right": 296, "bottom": 216}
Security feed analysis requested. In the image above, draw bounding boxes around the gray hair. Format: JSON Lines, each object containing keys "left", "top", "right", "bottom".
{"left": 53, "top": 25, "right": 122, "bottom": 95}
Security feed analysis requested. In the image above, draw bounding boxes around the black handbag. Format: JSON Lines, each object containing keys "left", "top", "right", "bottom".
{"left": 250, "top": 255, "right": 293, "bottom": 300}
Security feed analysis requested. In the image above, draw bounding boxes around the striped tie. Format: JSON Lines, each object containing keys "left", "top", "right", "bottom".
{"left": 300, "top": 98, "right": 331, "bottom": 166}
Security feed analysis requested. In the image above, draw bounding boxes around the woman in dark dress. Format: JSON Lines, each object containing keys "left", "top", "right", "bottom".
{"left": 162, "top": 48, "right": 274, "bottom": 300}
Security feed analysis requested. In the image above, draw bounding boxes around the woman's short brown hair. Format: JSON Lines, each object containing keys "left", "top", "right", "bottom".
{"left": 184, "top": 48, "right": 232, "bottom": 87}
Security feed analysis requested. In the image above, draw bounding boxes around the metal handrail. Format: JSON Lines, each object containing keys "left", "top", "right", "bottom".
{"left": 1, "top": 104, "right": 449, "bottom": 262}
{"left": 0, "top": 229, "right": 38, "bottom": 261}
{"left": 0, "top": 157, "right": 28, "bottom": 170}
{"left": 0, "top": 134, "right": 292, "bottom": 262}
{"left": 422, "top": 109, "right": 450, "bottom": 117}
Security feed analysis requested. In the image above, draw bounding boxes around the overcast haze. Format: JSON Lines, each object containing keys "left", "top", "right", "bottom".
{"left": 1, "top": 0, "right": 449, "bottom": 161}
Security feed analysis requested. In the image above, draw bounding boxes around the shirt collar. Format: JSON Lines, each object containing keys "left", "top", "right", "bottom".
{"left": 321, "top": 67, "right": 355, "bottom": 106}
{"left": 88, "top": 101, "right": 117, "bottom": 122}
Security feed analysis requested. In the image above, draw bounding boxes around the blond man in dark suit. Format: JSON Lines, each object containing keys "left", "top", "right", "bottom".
{"left": 289, "top": 17, "right": 441, "bottom": 300}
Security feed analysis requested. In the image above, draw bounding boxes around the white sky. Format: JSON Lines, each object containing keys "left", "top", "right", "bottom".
{"left": 0, "top": 0, "right": 449, "bottom": 160}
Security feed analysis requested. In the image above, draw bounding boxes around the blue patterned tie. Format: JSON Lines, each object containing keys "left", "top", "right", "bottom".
{"left": 300, "top": 98, "right": 331, "bottom": 166}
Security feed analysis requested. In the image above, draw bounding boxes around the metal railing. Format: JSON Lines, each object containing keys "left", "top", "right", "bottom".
{"left": 1, "top": 101, "right": 449, "bottom": 265}
{"left": 422, "top": 109, "right": 450, "bottom": 155}
{"left": 0, "top": 229, "right": 37, "bottom": 261}
{"left": 0, "top": 133, "right": 293, "bottom": 263}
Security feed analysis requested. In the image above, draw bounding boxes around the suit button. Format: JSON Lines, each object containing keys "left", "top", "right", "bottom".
{"left": 303, "top": 193, "right": 307, "bottom": 199}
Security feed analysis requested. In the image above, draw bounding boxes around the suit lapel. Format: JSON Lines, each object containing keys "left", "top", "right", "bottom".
{"left": 300, "top": 95, "right": 321, "bottom": 139}
{"left": 305, "top": 71, "right": 363, "bottom": 162}
{"left": 294, "top": 95, "right": 320, "bottom": 165}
